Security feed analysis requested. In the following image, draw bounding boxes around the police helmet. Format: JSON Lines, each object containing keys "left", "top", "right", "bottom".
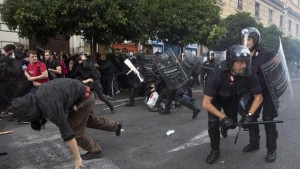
{"left": 226, "top": 44, "right": 252, "bottom": 76}
{"left": 240, "top": 27, "right": 261, "bottom": 51}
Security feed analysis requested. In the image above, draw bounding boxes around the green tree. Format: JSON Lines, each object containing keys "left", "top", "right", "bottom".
{"left": 148, "top": 0, "right": 225, "bottom": 50}
{"left": 260, "top": 24, "right": 283, "bottom": 52}
{"left": 1, "top": 0, "right": 148, "bottom": 54}
{"left": 0, "top": 0, "right": 58, "bottom": 45}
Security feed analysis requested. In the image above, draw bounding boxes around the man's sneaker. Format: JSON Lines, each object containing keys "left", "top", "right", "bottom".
{"left": 220, "top": 125, "right": 228, "bottom": 138}
{"left": 125, "top": 102, "right": 134, "bottom": 107}
{"left": 243, "top": 143, "right": 259, "bottom": 152}
{"left": 266, "top": 150, "right": 276, "bottom": 162}
{"left": 115, "top": 122, "right": 122, "bottom": 136}
{"left": 192, "top": 108, "right": 201, "bottom": 119}
{"left": 115, "top": 90, "right": 121, "bottom": 95}
{"left": 81, "top": 150, "right": 102, "bottom": 160}
{"left": 206, "top": 149, "right": 220, "bottom": 164}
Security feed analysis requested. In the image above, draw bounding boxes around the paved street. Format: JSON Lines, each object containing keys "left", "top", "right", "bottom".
{"left": 1, "top": 80, "right": 300, "bottom": 169}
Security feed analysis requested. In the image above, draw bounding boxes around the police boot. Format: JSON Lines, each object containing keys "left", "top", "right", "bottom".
{"left": 180, "top": 99, "right": 201, "bottom": 119}
{"left": 125, "top": 98, "right": 134, "bottom": 107}
{"left": 266, "top": 150, "right": 276, "bottom": 162}
{"left": 159, "top": 99, "right": 171, "bottom": 114}
{"left": 206, "top": 149, "right": 220, "bottom": 164}
{"left": 243, "top": 124, "right": 260, "bottom": 152}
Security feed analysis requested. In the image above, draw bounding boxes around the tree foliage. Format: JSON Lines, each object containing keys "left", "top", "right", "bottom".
{"left": 0, "top": 0, "right": 58, "bottom": 44}
{"left": 147, "top": 0, "right": 225, "bottom": 47}
{"left": 0, "top": 0, "right": 148, "bottom": 45}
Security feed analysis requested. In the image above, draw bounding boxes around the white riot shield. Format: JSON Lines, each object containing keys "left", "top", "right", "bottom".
{"left": 154, "top": 49, "right": 189, "bottom": 89}
{"left": 260, "top": 38, "right": 293, "bottom": 114}
{"left": 123, "top": 59, "right": 144, "bottom": 88}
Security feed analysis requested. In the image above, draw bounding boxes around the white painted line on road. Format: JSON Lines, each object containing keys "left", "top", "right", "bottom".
{"left": 168, "top": 129, "right": 209, "bottom": 153}
{"left": 168, "top": 128, "right": 241, "bottom": 153}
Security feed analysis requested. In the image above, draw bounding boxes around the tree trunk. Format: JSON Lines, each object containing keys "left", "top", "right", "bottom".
{"left": 89, "top": 38, "right": 97, "bottom": 63}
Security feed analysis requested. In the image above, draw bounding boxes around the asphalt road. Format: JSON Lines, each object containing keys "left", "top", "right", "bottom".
{"left": 1, "top": 80, "right": 300, "bottom": 169}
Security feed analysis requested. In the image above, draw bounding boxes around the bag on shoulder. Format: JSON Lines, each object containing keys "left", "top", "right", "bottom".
{"left": 47, "top": 71, "right": 57, "bottom": 80}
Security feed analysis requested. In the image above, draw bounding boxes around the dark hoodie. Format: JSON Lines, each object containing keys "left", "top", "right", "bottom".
{"left": 11, "top": 78, "right": 86, "bottom": 141}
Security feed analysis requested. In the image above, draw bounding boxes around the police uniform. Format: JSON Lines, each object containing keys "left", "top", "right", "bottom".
{"left": 205, "top": 69, "right": 262, "bottom": 153}
{"left": 241, "top": 27, "right": 279, "bottom": 162}
{"left": 243, "top": 46, "right": 278, "bottom": 158}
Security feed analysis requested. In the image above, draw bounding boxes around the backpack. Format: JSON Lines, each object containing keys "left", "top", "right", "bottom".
{"left": 59, "top": 61, "right": 68, "bottom": 76}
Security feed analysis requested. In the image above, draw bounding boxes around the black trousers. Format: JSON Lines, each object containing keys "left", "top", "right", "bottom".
{"left": 246, "top": 94, "right": 278, "bottom": 151}
{"left": 208, "top": 98, "right": 238, "bottom": 150}
{"left": 91, "top": 81, "right": 114, "bottom": 111}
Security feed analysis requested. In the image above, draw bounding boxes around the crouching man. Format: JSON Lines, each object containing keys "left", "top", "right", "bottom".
{"left": 202, "top": 45, "right": 263, "bottom": 164}
{"left": 11, "top": 78, "right": 122, "bottom": 169}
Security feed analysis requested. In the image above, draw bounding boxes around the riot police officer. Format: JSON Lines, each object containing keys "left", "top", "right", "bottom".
{"left": 202, "top": 44, "right": 263, "bottom": 164}
{"left": 241, "top": 27, "right": 278, "bottom": 162}
{"left": 200, "top": 51, "right": 218, "bottom": 89}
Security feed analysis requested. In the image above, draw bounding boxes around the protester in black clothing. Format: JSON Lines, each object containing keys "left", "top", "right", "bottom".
{"left": 0, "top": 50, "right": 30, "bottom": 113}
{"left": 96, "top": 53, "right": 117, "bottom": 99}
{"left": 44, "top": 49, "right": 62, "bottom": 79}
{"left": 11, "top": 78, "right": 122, "bottom": 168}
{"left": 202, "top": 44, "right": 263, "bottom": 164}
{"left": 76, "top": 53, "right": 114, "bottom": 113}
{"left": 241, "top": 27, "right": 279, "bottom": 162}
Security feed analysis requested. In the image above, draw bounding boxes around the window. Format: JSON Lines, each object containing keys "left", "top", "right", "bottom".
{"left": 297, "top": 24, "right": 299, "bottom": 35}
{"left": 269, "top": 9, "right": 273, "bottom": 22}
{"left": 280, "top": 15, "right": 283, "bottom": 27}
{"left": 237, "top": 0, "right": 243, "bottom": 10}
{"left": 289, "top": 20, "right": 292, "bottom": 32}
{"left": 255, "top": 2, "right": 260, "bottom": 17}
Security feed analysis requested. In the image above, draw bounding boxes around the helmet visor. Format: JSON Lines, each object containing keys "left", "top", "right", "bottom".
{"left": 240, "top": 33, "right": 250, "bottom": 47}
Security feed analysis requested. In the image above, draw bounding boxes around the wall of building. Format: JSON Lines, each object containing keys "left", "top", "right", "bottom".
{"left": 218, "top": 0, "right": 300, "bottom": 39}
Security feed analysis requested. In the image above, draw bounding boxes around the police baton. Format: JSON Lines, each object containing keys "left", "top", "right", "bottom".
{"left": 233, "top": 120, "right": 284, "bottom": 126}
{"left": 233, "top": 120, "right": 284, "bottom": 144}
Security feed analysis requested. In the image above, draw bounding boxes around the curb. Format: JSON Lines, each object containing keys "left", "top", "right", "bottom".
{"left": 95, "top": 89, "right": 203, "bottom": 105}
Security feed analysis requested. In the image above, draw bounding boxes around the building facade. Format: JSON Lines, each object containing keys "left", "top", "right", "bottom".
{"left": 218, "top": 0, "right": 300, "bottom": 38}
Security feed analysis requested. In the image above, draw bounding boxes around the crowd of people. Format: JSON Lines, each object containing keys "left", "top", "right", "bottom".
{"left": 0, "top": 27, "right": 283, "bottom": 168}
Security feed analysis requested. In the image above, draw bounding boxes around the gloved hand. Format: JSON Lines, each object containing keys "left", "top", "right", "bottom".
{"left": 239, "top": 113, "right": 253, "bottom": 129}
{"left": 221, "top": 117, "right": 236, "bottom": 130}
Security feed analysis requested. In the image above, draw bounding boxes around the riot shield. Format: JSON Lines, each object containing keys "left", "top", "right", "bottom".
{"left": 181, "top": 51, "right": 201, "bottom": 77}
{"left": 260, "top": 38, "right": 293, "bottom": 114}
{"left": 123, "top": 59, "right": 144, "bottom": 88}
{"left": 201, "top": 50, "right": 226, "bottom": 70}
{"left": 213, "top": 50, "right": 226, "bottom": 67}
{"left": 140, "top": 54, "right": 157, "bottom": 82}
{"left": 154, "top": 49, "right": 189, "bottom": 90}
